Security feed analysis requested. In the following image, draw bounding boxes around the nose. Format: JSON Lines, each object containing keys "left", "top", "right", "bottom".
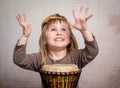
{"left": 56, "top": 30, "right": 62, "bottom": 35}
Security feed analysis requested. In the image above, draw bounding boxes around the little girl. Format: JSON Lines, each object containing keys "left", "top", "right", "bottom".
{"left": 13, "top": 7, "right": 99, "bottom": 88}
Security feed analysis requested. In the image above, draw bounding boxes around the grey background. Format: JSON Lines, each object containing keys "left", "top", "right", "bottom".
{"left": 0, "top": 0, "right": 120, "bottom": 88}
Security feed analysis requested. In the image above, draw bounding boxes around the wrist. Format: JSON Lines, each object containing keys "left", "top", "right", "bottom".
{"left": 22, "top": 34, "right": 29, "bottom": 38}
{"left": 80, "top": 29, "right": 90, "bottom": 34}
{"left": 17, "top": 35, "right": 28, "bottom": 46}
{"left": 80, "top": 30, "right": 94, "bottom": 41}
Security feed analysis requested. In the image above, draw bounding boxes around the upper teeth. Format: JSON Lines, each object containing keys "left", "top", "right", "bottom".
{"left": 55, "top": 38, "right": 63, "bottom": 41}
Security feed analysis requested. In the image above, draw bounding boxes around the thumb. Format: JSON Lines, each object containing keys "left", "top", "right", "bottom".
{"left": 68, "top": 21, "right": 75, "bottom": 29}
{"left": 29, "top": 24, "right": 32, "bottom": 30}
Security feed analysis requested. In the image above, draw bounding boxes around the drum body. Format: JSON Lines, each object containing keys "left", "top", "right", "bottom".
{"left": 40, "top": 64, "right": 81, "bottom": 88}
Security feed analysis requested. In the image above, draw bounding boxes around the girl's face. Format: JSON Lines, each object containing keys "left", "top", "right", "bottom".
{"left": 45, "top": 21, "right": 70, "bottom": 51}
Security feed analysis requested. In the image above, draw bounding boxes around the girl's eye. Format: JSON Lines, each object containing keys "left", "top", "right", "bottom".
{"left": 62, "top": 28, "right": 67, "bottom": 31}
{"left": 50, "top": 28, "right": 56, "bottom": 31}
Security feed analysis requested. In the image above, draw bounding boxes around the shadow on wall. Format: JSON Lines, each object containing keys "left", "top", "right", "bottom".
{"left": 108, "top": 14, "right": 120, "bottom": 33}
{"left": 105, "top": 69, "right": 120, "bottom": 88}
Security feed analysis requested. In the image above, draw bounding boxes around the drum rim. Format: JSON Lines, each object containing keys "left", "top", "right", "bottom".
{"left": 40, "top": 69, "right": 81, "bottom": 75}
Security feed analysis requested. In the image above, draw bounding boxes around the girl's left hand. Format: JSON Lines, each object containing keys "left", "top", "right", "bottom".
{"left": 70, "top": 7, "right": 93, "bottom": 31}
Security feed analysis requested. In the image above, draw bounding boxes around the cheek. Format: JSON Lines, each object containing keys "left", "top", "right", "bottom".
{"left": 65, "top": 31, "right": 70, "bottom": 39}
{"left": 45, "top": 35, "right": 50, "bottom": 43}
{"left": 64, "top": 33, "right": 71, "bottom": 43}
{"left": 45, "top": 33, "right": 54, "bottom": 43}
{"left": 67, "top": 32, "right": 71, "bottom": 44}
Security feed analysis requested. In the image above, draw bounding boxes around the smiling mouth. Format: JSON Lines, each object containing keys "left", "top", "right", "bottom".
{"left": 54, "top": 37, "right": 64, "bottom": 41}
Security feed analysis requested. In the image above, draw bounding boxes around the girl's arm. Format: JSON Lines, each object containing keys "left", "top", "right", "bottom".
{"left": 13, "top": 14, "right": 41, "bottom": 72}
{"left": 70, "top": 7, "right": 99, "bottom": 68}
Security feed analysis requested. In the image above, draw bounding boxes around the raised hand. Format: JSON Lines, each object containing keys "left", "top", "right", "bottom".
{"left": 16, "top": 13, "right": 32, "bottom": 37}
{"left": 70, "top": 7, "right": 93, "bottom": 31}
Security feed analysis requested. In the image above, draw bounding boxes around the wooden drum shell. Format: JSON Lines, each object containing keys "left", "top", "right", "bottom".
{"left": 40, "top": 64, "right": 81, "bottom": 88}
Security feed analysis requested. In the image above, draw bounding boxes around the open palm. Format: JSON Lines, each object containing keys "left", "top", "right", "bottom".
{"left": 70, "top": 7, "right": 93, "bottom": 31}
{"left": 16, "top": 13, "right": 32, "bottom": 37}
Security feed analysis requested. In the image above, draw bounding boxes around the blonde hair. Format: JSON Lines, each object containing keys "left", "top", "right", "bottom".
{"left": 39, "top": 14, "right": 78, "bottom": 64}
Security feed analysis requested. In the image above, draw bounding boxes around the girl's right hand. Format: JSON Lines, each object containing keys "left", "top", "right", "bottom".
{"left": 16, "top": 13, "right": 32, "bottom": 37}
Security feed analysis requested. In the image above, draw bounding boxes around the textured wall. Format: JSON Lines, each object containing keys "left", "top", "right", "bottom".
{"left": 0, "top": 0, "right": 120, "bottom": 88}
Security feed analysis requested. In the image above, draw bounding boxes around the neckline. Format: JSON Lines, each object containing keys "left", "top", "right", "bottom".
{"left": 49, "top": 55, "right": 67, "bottom": 63}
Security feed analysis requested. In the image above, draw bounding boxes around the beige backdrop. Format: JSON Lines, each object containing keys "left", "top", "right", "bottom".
{"left": 0, "top": 0, "right": 120, "bottom": 88}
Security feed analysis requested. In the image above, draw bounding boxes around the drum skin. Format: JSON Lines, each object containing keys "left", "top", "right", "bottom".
{"left": 40, "top": 64, "right": 81, "bottom": 88}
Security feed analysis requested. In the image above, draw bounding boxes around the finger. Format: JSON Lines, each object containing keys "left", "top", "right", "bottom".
{"left": 68, "top": 21, "right": 74, "bottom": 28}
{"left": 23, "top": 13, "right": 28, "bottom": 23}
{"left": 16, "top": 13, "right": 23, "bottom": 24}
{"left": 68, "top": 21, "right": 78, "bottom": 30}
{"left": 29, "top": 24, "right": 32, "bottom": 30}
{"left": 16, "top": 15, "right": 19, "bottom": 21}
{"left": 80, "top": 6, "right": 83, "bottom": 14}
{"left": 86, "top": 14, "right": 93, "bottom": 21}
{"left": 17, "top": 13, "right": 23, "bottom": 22}
{"left": 72, "top": 9, "right": 77, "bottom": 22}
{"left": 85, "top": 7, "right": 89, "bottom": 17}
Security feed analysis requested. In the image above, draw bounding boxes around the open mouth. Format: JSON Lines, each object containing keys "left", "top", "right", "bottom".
{"left": 54, "top": 37, "right": 64, "bottom": 41}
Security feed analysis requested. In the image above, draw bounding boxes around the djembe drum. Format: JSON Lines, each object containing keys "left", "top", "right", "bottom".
{"left": 40, "top": 64, "right": 81, "bottom": 88}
